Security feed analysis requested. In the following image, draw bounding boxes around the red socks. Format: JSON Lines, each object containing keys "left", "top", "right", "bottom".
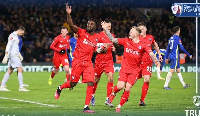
{"left": 113, "top": 85, "right": 121, "bottom": 94}
{"left": 66, "top": 74, "right": 70, "bottom": 81}
{"left": 141, "top": 82, "right": 149, "bottom": 101}
{"left": 51, "top": 71, "right": 55, "bottom": 78}
{"left": 93, "top": 82, "right": 98, "bottom": 95}
{"left": 61, "top": 81, "right": 71, "bottom": 89}
{"left": 119, "top": 91, "right": 130, "bottom": 106}
{"left": 85, "top": 85, "right": 94, "bottom": 105}
{"left": 107, "top": 82, "right": 113, "bottom": 97}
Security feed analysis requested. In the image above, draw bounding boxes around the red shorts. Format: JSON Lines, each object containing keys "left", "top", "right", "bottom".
{"left": 53, "top": 55, "right": 69, "bottom": 69}
{"left": 70, "top": 60, "right": 95, "bottom": 83}
{"left": 94, "top": 61, "right": 114, "bottom": 78}
{"left": 139, "top": 61, "right": 153, "bottom": 79}
{"left": 118, "top": 69, "right": 140, "bottom": 86}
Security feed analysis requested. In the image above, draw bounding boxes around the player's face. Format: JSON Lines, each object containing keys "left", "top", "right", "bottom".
{"left": 18, "top": 30, "right": 25, "bottom": 36}
{"left": 87, "top": 20, "right": 96, "bottom": 32}
{"left": 107, "top": 23, "right": 111, "bottom": 31}
{"left": 129, "top": 28, "right": 138, "bottom": 39}
{"left": 138, "top": 25, "right": 147, "bottom": 36}
{"left": 61, "top": 28, "right": 68, "bottom": 36}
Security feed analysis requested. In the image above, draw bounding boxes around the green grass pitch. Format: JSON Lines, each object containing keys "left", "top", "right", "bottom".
{"left": 0, "top": 72, "right": 196, "bottom": 116}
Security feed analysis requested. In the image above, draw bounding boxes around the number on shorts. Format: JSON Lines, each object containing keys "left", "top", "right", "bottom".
{"left": 147, "top": 66, "right": 152, "bottom": 73}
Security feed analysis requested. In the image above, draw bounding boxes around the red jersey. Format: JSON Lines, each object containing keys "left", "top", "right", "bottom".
{"left": 140, "top": 34, "right": 155, "bottom": 62}
{"left": 118, "top": 38, "right": 152, "bottom": 73}
{"left": 73, "top": 28, "right": 98, "bottom": 61}
{"left": 95, "top": 31, "right": 114, "bottom": 63}
{"left": 50, "top": 34, "right": 70, "bottom": 57}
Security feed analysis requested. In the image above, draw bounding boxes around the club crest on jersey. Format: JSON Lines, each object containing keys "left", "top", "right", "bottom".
{"left": 149, "top": 38, "right": 152, "bottom": 41}
{"left": 10, "top": 37, "right": 13, "bottom": 40}
{"left": 95, "top": 38, "right": 98, "bottom": 42}
{"left": 138, "top": 46, "right": 142, "bottom": 49}
{"left": 127, "top": 43, "right": 130, "bottom": 45}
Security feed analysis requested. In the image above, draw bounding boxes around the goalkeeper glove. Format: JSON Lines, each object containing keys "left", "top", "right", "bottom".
{"left": 2, "top": 54, "right": 8, "bottom": 64}
{"left": 19, "top": 53, "right": 23, "bottom": 61}
{"left": 60, "top": 50, "right": 66, "bottom": 54}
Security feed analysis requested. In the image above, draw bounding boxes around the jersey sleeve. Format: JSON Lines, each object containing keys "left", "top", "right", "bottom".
{"left": 150, "top": 35, "right": 155, "bottom": 44}
{"left": 5, "top": 34, "right": 18, "bottom": 53}
{"left": 76, "top": 28, "right": 85, "bottom": 40}
{"left": 177, "top": 37, "right": 191, "bottom": 57}
{"left": 50, "top": 37, "right": 60, "bottom": 52}
{"left": 118, "top": 38, "right": 128, "bottom": 46}
{"left": 165, "top": 41, "right": 170, "bottom": 59}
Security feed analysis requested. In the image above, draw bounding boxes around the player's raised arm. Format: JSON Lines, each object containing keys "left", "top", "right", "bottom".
{"left": 101, "top": 21, "right": 118, "bottom": 44}
{"left": 66, "top": 3, "right": 79, "bottom": 33}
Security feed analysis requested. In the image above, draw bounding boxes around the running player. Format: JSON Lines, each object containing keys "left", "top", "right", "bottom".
{"left": 1, "top": 26, "right": 29, "bottom": 92}
{"left": 54, "top": 3, "right": 107, "bottom": 113}
{"left": 137, "top": 22, "right": 163, "bottom": 106}
{"left": 91, "top": 20, "right": 115, "bottom": 107}
{"left": 48, "top": 27, "right": 70, "bottom": 85}
{"left": 163, "top": 26, "right": 192, "bottom": 90}
{"left": 101, "top": 21, "right": 160, "bottom": 113}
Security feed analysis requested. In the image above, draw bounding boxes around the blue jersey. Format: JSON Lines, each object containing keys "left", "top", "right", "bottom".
{"left": 166, "top": 35, "right": 191, "bottom": 69}
{"left": 153, "top": 49, "right": 166, "bottom": 70}
{"left": 68, "top": 37, "right": 77, "bottom": 66}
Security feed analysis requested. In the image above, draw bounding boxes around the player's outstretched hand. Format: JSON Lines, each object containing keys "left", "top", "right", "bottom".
{"left": 189, "top": 55, "right": 192, "bottom": 59}
{"left": 101, "top": 21, "right": 108, "bottom": 30}
{"left": 2, "top": 54, "right": 8, "bottom": 64}
{"left": 66, "top": 3, "right": 72, "bottom": 14}
{"left": 165, "top": 59, "right": 169, "bottom": 64}
{"left": 60, "top": 50, "right": 66, "bottom": 54}
{"left": 19, "top": 53, "right": 23, "bottom": 61}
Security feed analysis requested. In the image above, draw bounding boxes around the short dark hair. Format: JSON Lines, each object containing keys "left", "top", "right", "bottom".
{"left": 18, "top": 26, "right": 25, "bottom": 31}
{"left": 104, "top": 19, "right": 111, "bottom": 23}
{"left": 88, "top": 18, "right": 96, "bottom": 23}
{"left": 172, "top": 26, "right": 180, "bottom": 34}
{"left": 137, "top": 22, "right": 146, "bottom": 27}
{"left": 61, "top": 26, "right": 68, "bottom": 30}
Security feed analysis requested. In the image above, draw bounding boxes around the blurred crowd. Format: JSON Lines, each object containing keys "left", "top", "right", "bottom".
{"left": 0, "top": 0, "right": 196, "bottom": 63}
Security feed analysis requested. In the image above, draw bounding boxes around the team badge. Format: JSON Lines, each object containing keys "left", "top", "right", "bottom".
{"left": 127, "top": 43, "right": 130, "bottom": 45}
{"left": 10, "top": 37, "right": 13, "bottom": 40}
{"left": 96, "top": 38, "right": 98, "bottom": 42}
{"left": 138, "top": 46, "right": 142, "bottom": 49}
{"left": 72, "top": 76, "right": 75, "bottom": 80}
{"left": 193, "top": 96, "right": 200, "bottom": 106}
{"left": 149, "top": 38, "right": 152, "bottom": 41}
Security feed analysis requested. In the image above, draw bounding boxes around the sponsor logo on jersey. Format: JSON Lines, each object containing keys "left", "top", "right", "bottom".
{"left": 126, "top": 48, "right": 139, "bottom": 55}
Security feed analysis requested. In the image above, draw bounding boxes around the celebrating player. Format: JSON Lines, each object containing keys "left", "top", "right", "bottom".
{"left": 163, "top": 26, "right": 192, "bottom": 90}
{"left": 48, "top": 27, "right": 70, "bottom": 85}
{"left": 137, "top": 22, "right": 163, "bottom": 106}
{"left": 54, "top": 3, "right": 106, "bottom": 113}
{"left": 102, "top": 21, "right": 160, "bottom": 113}
{"left": 153, "top": 49, "right": 166, "bottom": 79}
{"left": 1, "top": 26, "right": 29, "bottom": 92}
{"left": 90, "top": 20, "right": 115, "bottom": 107}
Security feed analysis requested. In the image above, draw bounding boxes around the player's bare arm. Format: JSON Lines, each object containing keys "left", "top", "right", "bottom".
{"left": 149, "top": 52, "right": 160, "bottom": 67}
{"left": 66, "top": 3, "right": 79, "bottom": 33}
{"left": 153, "top": 42, "right": 162, "bottom": 62}
{"left": 101, "top": 21, "right": 118, "bottom": 44}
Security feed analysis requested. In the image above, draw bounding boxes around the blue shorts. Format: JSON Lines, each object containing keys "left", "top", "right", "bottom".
{"left": 169, "top": 59, "right": 180, "bottom": 69}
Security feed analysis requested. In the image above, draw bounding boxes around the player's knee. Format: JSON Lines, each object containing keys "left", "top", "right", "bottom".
{"left": 87, "top": 82, "right": 94, "bottom": 86}
{"left": 117, "top": 84, "right": 124, "bottom": 90}
{"left": 144, "top": 77, "right": 150, "bottom": 82}
{"left": 54, "top": 70, "right": 59, "bottom": 74}
{"left": 70, "top": 82, "right": 77, "bottom": 87}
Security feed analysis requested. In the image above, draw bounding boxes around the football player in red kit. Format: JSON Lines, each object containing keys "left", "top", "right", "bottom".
{"left": 48, "top": 27, "right": 70, "bottom": 85}
{"left": 101, "top": 21, "right": 160, "bottom": 113}
{"left": 91, "top": 21, "right": 115, "bottom": 107}
{"left": 137, "top": 22, "right": 163, "bottom": 106}
{"left": 54, "top": 3, "right": 107, "bottom": 113}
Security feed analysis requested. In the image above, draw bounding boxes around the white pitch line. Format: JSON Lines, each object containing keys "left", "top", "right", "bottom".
{"left": 0, "top": 97, "right": 60, "bottom": 107}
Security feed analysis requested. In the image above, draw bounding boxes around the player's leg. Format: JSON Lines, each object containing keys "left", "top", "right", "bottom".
{"left": 0, "top": 67, "right": 13, "bottom": 91}
{"left": 48, "top": 57, "right": 60, "bottom": 85}
{"left": 17, "top": 66, "right": 29, "bottom": 92}
{"left": 116, "top": 74, "right": 137, "bottom": 113}
{"left": 157, "top": 59, "right": 165, "bottom": 80}
{"left": 164, "top": 59, "right": 175, "bottom": 89}
{"left": 62, "top": 57, "right": 70, "bottom": 82}
{"left": 82, "top": 64, "right": 95, "bottom": 113}
{"left": 176, "top": 63, "right": 190, "bottom": 89}
{"left": 105, "top": 62, "right": 114, "bottom": 102}
{"left": 140, "top": 63, "right": 152, "bottom": 106}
